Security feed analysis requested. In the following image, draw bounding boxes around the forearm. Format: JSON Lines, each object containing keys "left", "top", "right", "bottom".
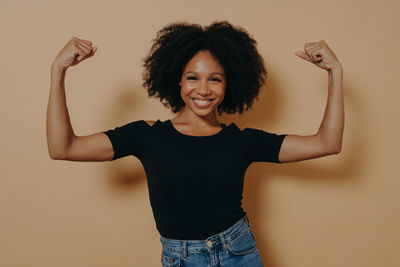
{"left": 317, "top": 65, "right": 344, "bottom": 153}
{"left": 46, "top": 65, "right": 76, "bottom": 159}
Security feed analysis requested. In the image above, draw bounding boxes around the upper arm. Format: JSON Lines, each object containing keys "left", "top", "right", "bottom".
{"left": 62, "top": 120, "right": 154, "bottom": 162}
{"left": 61, "top": 132, "right": 115, "bottom": 162}
{"left": 278, "top": 134, "right": 339, "bottom": 163}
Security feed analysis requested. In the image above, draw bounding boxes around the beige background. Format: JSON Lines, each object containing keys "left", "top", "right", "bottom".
{"left": 1, "top": 0, "right": 399, "bottom": 266}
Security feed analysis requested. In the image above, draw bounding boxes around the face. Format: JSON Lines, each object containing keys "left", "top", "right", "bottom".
{"left": 179, "top": 50, "right": 226, "bottom": 118}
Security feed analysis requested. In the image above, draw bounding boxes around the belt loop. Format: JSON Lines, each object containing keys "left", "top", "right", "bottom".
{"left": 218, "top": 233, "right": 228, "bottom": 252}
{"left": 245, "top": 215, "right": 250, "bottom": 226}
{"left": 183, "top": 240, "right": 188, "bottom": 259}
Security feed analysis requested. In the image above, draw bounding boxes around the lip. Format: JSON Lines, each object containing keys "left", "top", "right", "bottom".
{"left": 192, "top": 98, "right": 215, "bottom": 108}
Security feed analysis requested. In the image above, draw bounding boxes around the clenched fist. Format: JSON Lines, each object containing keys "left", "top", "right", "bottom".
{"left": 295, "top": 40, "right": 342, "bottom": 71}
{"left": 52, "top": 36, "right": 97, "bottom": 72}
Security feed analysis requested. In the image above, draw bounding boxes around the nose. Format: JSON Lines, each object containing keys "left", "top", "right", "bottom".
{"left": 198, "top": 80, "right": 210, "bottom": 95}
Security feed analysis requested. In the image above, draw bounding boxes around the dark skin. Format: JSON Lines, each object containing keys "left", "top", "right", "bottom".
{"left": 172, "top": 49, "right": 227, "bottom": 136}
{"left": 47, "top": 37, "right": 343, "bottom": 164}
{"left": 146, "top": 50, "right": 226, "bottom": 136}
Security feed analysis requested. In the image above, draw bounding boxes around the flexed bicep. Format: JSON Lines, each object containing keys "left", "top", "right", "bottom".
{"left": 278, "top": 134, "right": 338, "bottom": 163}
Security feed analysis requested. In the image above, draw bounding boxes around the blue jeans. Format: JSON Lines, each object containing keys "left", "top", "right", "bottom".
{"left": 160, "top": 215, "right": 264, "bottom": 266}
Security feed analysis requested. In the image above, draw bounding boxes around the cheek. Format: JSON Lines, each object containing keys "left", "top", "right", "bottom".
{"left": 180, "top": 80, "right": 193, "bottom": 90}
{"left": 181, "top": 86, "right": 192, "bottom": 97}
{"left": 218, "top": 85, "right": 226, "bottom": 97}
{"left": 180, "top": 86, "right": 192, "bottom": 101}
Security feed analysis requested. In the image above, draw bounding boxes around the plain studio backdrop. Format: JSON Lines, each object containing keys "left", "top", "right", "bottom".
{"left": 1, "top": 0, "right": 399, "bottom": 266}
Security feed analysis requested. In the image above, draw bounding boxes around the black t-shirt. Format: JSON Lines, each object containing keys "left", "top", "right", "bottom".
{"left": 103, "top": 119, "right": 287, "bottom": 240}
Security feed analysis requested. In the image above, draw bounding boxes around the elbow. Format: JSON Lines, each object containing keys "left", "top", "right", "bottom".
{"left": 47, "top": 141, "right": 72, "bottom": 160}
{"left": 49, "top": 153, "right": 61, "bottom": 160}
{"left": 318, "top": 133, "right": 343, "bottom": 156}
{"left": 333, "top": 142, "right": 343, "bottom": 154}
{"left": 328, "top": 146, "right": 342, "bottom": 155}
{"left": 48, "top": 150, "right": 67, "bottom": 160}
{"left": 321, "top": 139, "right": 342, "bottom": 155}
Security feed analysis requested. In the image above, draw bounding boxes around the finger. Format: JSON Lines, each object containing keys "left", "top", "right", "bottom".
{"left": 306, "top": 48, "right": 318, "bottom": 62}
{"left": 305, "top": 42, "right": 319, "bottom": 50}
{"left": 75, "top": 42, "right": 92, "bottom": 55}
{"left": 70, "top": 38, "right": 91, "bottom": 51}
{"left": 305, "top": 43, "right": 321, "bottom": 57}
{"left": 76, "top": 40, "right": 93, "bottom": 51}
{"left": 305, "top": 45, "right": 320, "bottom": 62}
{"left": 72, "top": 39, "right": 95, "bottom": 55}
{"left": 309, "top": 47, "right": 324, "bottom": 62}
{"left": 305, "top": 46, "right": 319, "bottom": 62}
{"left": 295, "top": 51, "right": 313, "bottom": 63}
{"left": 72, "top": 43, "right": 87, "bottom": 62}
{"left": 86, "top": 46, "right": 98, "bottom": 58}
{"left": 305, "top": 45, "right": 318, "bottom": 60}
{"left": 78, "top": 39, "right": 93, "bottom": 46}
{"left": 305, "top": 52, "right": 315, "bottom": 63}
{"left": 71, "top": 36, "right": 93, "bottom": 46}
{"left": 303, "top": 48, "right": 316, "bottom": 62}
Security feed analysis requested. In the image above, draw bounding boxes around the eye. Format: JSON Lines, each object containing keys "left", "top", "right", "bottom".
{"left": 186, "top": 76, "right": 198, "bottom": 80}
{"left": 211, "top": 78, "right": 221, "bottom": 82}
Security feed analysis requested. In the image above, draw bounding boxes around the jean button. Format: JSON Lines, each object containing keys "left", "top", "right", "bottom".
{"left": 206, "top": 240, "right": 213, "bottom": 247}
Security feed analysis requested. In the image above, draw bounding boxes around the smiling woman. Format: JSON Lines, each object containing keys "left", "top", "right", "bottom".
{"left": 47, "top": 19, "right": 344, "bottom": 267}
{"left": 140, "top": 21, "right": 269, "bottom": 138}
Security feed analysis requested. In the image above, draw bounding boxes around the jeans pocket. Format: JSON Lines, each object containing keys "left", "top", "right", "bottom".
{"left": 161, "top": 249, "right": 182, "bottom": 267}
{"left": 226, "top": 226, "right": 258, "bottom": 256}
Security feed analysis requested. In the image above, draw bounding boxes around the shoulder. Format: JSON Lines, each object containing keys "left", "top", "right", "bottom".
{"left": 144, "top": 120, "right": 157, "bottom": 127}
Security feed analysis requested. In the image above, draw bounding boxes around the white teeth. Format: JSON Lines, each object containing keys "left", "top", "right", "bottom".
{"left": 192, "top": 98, "right": 215, "bottom": 108}
{"left": 193, "top": 98, "right": 213, "bottom": 103}
{"left": 194, "top": 99, "right": 210, "bottom": 104}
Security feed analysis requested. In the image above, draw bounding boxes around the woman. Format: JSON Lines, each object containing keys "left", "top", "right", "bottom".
{"left": 47, "top": 21, "right": 344, "bottom": 267}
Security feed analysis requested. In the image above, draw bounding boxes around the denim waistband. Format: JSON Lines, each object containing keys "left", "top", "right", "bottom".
{"left": 160, "top": 215, "right": 252, "bottom": 256}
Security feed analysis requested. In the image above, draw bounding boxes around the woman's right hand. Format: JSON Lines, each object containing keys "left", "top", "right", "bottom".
{"left": 52, "top": 36, "right": 97, "bottom": 72}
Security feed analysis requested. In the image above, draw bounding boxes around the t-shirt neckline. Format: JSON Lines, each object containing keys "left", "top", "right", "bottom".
{"left": 166, "top": 119, "right": 228, "bottom": 138}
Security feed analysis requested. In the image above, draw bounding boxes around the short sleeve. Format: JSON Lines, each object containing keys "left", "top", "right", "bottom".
{"left": 102, "top": 120, "right": 148, "bottom": 161}
{"left": 244, "top": 128, "right": 287, "bottom": 164}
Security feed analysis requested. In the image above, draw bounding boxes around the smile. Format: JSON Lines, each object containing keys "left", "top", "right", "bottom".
{"left": 192, "top": 98, "right": 215, "bottom": 108}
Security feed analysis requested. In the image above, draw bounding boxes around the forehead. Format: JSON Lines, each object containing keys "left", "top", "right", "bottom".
{"left": 183, "top": 50, "right": 224, "bottom": 74}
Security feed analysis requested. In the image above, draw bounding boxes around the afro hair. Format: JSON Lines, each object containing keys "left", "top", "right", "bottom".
{"left": 141, "top": 20, "right": 267, "bottom": 115}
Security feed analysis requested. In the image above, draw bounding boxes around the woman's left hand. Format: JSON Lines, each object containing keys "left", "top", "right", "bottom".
{"left": 295, "top": 40, "right": 342, "bottom": 71}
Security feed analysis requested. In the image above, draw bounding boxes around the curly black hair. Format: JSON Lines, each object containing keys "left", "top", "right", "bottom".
{"left": 141, "top": 20, "right": 267, "bottom": 115}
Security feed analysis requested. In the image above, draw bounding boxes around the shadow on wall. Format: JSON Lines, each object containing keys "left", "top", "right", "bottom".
{"left": 101, "top": 82, "right": 149, "bottom": 190}
{"left": 240, "top": 73, "right": 363, "bottom": 266}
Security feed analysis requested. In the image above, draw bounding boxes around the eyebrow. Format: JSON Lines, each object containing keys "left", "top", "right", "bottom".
{"left": 185, "top": 71, "right": 225, "bottom": 77}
